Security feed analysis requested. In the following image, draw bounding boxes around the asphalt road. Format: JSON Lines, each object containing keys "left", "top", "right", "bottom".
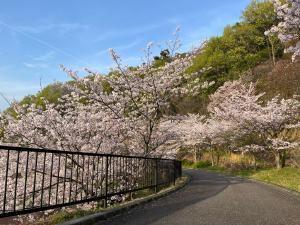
{"left": 95, "top": 169, "right": 300, "bottom": 225}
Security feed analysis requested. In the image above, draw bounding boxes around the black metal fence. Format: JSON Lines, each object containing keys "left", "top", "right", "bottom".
{"left": 0, "top": 145, "right": 182, "bottom": 218}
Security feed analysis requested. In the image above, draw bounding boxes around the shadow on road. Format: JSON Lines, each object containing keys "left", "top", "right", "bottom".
{"left": 97, "top": 169, "right": 250, "bottom": 225}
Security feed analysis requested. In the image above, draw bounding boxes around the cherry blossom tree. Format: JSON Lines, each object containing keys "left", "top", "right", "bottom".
{"left": 63, "top": 40, "right": 200, "bottom": 157}
{"left": 266, "top": 0, "right": 300, "bottom": 61}
{"left": 172, "top": 114, "right": 208, "bottom": 163}
{"left": 208, "top": 79, "right": 300, "bottom": 168}
{"left": 175, "top": 79, "right": 299, "bottom": 168}
{"left": 172, "top": 114, "right": 236, "bottom": 165}
{"left": 2, "top": 96, "right": 127, "bottom": 154}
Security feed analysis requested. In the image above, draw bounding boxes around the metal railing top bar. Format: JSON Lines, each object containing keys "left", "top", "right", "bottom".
{"left": 0, "top": 145, "right": 174, "bottom": 161}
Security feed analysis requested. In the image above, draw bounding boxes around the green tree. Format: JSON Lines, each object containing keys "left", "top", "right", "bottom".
{"left": 242, "top": 0, "right": 283, "bottom": 65}
{"left": 242, "top": 0, "right": 277, "bottom": 32}
{"left": 188, "top": 0, "right": 283, "bottom": 82}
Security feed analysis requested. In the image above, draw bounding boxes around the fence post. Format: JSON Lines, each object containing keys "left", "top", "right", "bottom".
{"left": 104, "top": 155, "right": 109, "bottom": 208}
{"left": 154, "top": 158, "right": 158, "bottom": 193}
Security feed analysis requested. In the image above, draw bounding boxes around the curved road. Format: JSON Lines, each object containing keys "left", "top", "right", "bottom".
{"left": 95, "top": 170, "right": 300, "bottom": 225}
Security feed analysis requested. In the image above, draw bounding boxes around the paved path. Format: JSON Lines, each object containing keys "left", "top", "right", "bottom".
{"left": 95, "top": 170, "right": 300, "bottom": 225}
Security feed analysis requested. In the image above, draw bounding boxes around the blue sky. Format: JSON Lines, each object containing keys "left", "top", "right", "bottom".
{"left": 0, "top": 0, "right": 250, "bottom": 110}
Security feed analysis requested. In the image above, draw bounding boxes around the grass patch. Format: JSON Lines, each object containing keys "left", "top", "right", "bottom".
{"left": 182, "top": 159, "right": 211, "bottom": 169}
{"left": 250, "top": 167, "right": 300, "bottom": 193}
{"left": 184, "top": 161, "right": 300, "bottom": 193}
{"left": 37, "top": 208, "right": 94, "bottom": 225}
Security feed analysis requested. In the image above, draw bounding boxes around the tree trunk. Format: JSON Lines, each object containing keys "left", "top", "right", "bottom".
{"left": 271, "top": 43, "right": 276, "bottom": 66}
{"left": 267, "top": 41, "right": 272, "bottom": 63}
{"left": 281, "top": 151, "right": 286, "bottom": 168}
{"left": 269, "top": 36, "right": 276, "bottom": 66}
{"left": 198, "top": 150, "right": 203, "bottom": 160}
{"left": 252, "top": 155, "right": 257, "bottom": 171}
{"left": 216, "top": 152, "right": 220, "bottom": 166}
{"left": 210, "top": 150, "right": 215, "bottom": 167}
{"left": 275, "top": 152, "right": 282, "bottom": 169}
{"left": 275, "top": 151, "right": 286, "bottom": 169}
{"left": 193, "top": 151, "right": 197, "bottom": 163}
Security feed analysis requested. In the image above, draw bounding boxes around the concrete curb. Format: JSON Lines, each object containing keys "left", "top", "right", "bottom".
{"left": 58, "top": 176, "right": 191, "bottom": 225}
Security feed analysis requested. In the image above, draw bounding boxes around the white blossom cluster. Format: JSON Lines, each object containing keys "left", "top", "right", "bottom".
{"left": 174, "top": 79, "right": 300, "bottom": 160}
{"left": 62, "top": 43, "right": 200, "bottom": 157}
{"left": 266, "top": 0, "right": 300, "bottom": 61}
{"left": 2, "top": 97, "right": 126, "bottom": 154}
{"left": 208, "top": 80, "right": 300, "bottom": 154}
{"left": 184, "top": 77, "right": 215, "bottom": 96}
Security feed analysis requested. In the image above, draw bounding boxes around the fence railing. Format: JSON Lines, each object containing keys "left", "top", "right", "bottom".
{"left": 0, "top": 145, "right": 182, "bottom": 218}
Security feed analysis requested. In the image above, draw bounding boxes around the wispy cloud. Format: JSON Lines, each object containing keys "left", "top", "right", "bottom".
{"left": 114, "top": 40, "right": 142, "bottom": 51}
{"left": 96, "top": 40, "right": 141, "bottom": 56}
{"left": 0, "top": 20, "right": 89, "bottom": 65}
{"left": 33, "top": 51, "right": 55, "bottom": 61}
{"left": 22, "top": 51, "right": 55, "bottom": 69}
{"left": 23, "top": 62, "right": 49, "bottom": 68}
{"left": 93, "top": 22, "right": 169, "bottom": 43}
{"left": 16, "top": 23, "right": 90, "bottom": 34}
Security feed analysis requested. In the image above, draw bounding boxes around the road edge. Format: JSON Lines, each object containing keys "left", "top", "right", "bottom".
{"left": 189, "top": 168, "right": 300, "bottom": 197}
{"left": 247, "top": 177, "right": 300, "bottom": 197}
{"left": 58, "top": 176, "right": 191, "bottom": 225}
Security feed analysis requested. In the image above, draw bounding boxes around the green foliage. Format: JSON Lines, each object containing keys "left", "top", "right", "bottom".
{"left": 242, "top": 0, "right": 277, "bottom": 32}
{"left": 188, "top": 21, "right": 282, "bottom": 80}
{"left": 4, "top": 82, "right": 68, "bottom": 115}
{"left": 153, "top": 58, "right": 166, "bottom": 68}
{"left": 188, "top": 0, "right": 282, "bottom": 79}
{"left": 193, "top": 160, "right": 211, "bottom": 169}
{"left": 153, "top": 49, "right": 172, "bottom": 68}
{"left": 182, "top": 159, "right": 195, "bottom": 168}
{"left": 101, "top": 80, "right": 113, "bottom": 94}
{"left": 35, "top": 82, "right": 67, "bottom": 107}
{"left": 182, "top": 160, "right": 211, "bottom": 169}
